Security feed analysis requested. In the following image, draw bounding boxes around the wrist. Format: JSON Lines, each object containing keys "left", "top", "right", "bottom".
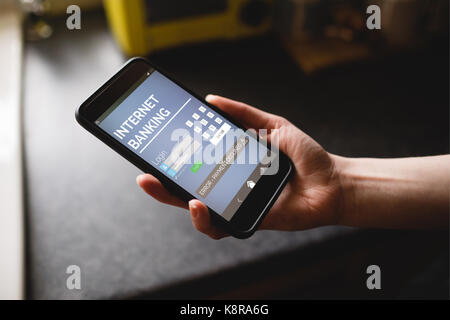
{"left": 328, "top": 155, "right": 450, "bottom": 229}
{"left": 330, "top": 154, "right": 357, "bottom": 226}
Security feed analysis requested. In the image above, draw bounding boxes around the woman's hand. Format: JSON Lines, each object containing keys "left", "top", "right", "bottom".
{"left": 137, "top": 95, "right": 343, "bottom": 239}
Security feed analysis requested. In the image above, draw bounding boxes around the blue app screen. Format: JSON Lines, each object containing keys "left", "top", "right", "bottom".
{"left": 97, "top": 69, "right": 271, "bottom": 220}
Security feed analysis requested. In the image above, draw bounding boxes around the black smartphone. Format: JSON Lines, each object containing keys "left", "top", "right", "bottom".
{"left": 76, "top": 58, "right": 292, "bottom": 239}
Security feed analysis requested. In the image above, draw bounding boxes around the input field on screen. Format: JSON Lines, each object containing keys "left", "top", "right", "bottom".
{"left": 163, "top": 134, "right": 193, "bottom": 168}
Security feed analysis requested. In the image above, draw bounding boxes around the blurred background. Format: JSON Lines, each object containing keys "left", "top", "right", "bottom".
{"left": 0, "top": 0, "right": 448, "bottom": 299}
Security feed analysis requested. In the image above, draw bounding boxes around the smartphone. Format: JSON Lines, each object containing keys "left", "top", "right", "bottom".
{"left": 76, "top": 58, "right": 292, "bottom": 239}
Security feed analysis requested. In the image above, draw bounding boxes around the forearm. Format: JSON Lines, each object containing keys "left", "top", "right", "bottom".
{"left": 332, "top": 155, "right": 449, "bottom": 229}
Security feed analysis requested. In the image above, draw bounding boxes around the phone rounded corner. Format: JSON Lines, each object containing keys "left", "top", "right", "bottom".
{"left": 126, "top": 56, "right": 151, "bottom": 68}
{"left": 75, "top": 102, "right": 91, "bottom": 129}
{"left": 74, "top": 105, "right": 83, "bottom": 123}
{"left": 231, "top": 215, "right": 266, "bottom": 239}
{"left": 286, "top": 156, "right": 294, "bottom": 179}
{"left": 231, "top": 228, "right": 257, "bottom": 239}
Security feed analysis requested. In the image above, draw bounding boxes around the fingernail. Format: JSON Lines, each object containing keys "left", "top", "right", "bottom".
{"left": 205, "top": 94, "right": 215, "bottom": 101}
{"left": 136, "top": 174, "right": 144, "bottom": 184}
{"left": 189, "top": 200, "right": 199, "bottom": 219}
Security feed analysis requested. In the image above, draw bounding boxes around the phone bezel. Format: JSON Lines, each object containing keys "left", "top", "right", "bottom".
{"left": 75, "top": 57, "right": 293, "bottom": 239}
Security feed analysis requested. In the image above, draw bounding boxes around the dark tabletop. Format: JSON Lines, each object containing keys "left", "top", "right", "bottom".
{"left": 23, "top": 13, "right": 448, "bottom": 299}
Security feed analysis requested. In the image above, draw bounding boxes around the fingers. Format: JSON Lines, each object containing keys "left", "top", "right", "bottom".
{"left": 189, "top": 200, "right": 228, "bottom": 240}
{"left": 205, "top": 94, "right": 276, "bottom": 130}
{"left": 206, "top": 94, "right": 296, "bottom": 159}
{"left": 137, "top": 175, "right": 228, "bottom": 239}
{"left": 137, "top": 174, "right": 188, "bottom": 209}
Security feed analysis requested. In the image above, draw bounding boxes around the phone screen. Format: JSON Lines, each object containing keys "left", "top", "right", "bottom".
{"left": 96, "top": 68, "right": 274, "bottom": 220}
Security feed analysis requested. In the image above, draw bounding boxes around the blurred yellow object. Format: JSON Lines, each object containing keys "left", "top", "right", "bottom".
{"left": 103, "top": 0, "right": 272, "bottom": 56}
